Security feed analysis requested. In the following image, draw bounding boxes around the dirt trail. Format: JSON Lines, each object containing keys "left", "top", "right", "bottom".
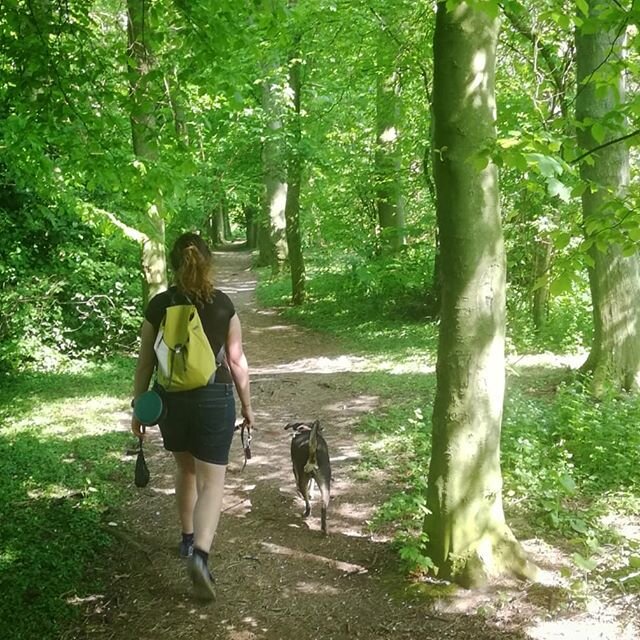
{"left": 80, "top": 250, "right": 533, "bottom": 640}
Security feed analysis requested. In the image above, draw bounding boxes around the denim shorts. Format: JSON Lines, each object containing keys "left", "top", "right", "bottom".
{"left": 156, "top": 383, "right": 236, "bottom": 465}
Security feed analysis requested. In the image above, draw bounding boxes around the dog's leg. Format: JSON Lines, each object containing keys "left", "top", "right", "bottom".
{"left": 304, "top": 421, "right": 319, "bottom": 474}
{"left": 317, "top": 477, "right": 330, "bottom": 534}
{"left": 300, "top": 478, "right": 312, "bottom": 517}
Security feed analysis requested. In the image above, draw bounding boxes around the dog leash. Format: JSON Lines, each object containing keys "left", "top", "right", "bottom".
{"left": 237, "top": 421, "right": 252, "bottom": 470}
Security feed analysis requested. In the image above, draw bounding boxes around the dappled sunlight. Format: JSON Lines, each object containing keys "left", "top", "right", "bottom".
{"left": 526, "top": 613, "right": 638, "bottom": 640}
{"left": 506, "top": 352, "right": 587, "bottom": 372}
{"left": 249, "top": 324, "right": 291, "bottom": 332}
{"left": 150, "top": 486, "right": 174, "bottom": 496}
{"left": 253, "top": 353, "right": 434, "bottom": 376}
{"left": 599, "top": 512, "right": 640, "bottom": 541}
{"left": 333, "top": 501, "right": 376, "bottom": 521}
{"left": 323, "top": 394, "right": 379, "bottom": 416}
{"left": 295, "top": 580, "right": 340, "bottom": 595}
{"left": 261, "top": 542, "right": 368, "bottom": 575}
{"left": 7, "top": 396, "right": 131, "bottom": 439}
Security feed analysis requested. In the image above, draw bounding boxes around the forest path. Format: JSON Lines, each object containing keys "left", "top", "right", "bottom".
{"left": 83, "top": 250, "right": 531, "bottom": 640}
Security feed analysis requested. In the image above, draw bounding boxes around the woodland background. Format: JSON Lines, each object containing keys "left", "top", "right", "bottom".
{"left": 1, "top": 0, "right": 640, "bottom": 638}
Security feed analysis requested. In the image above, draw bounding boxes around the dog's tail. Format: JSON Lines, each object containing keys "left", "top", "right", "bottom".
{"left": 303, "top": 420, "right": 320, "bottom": 474}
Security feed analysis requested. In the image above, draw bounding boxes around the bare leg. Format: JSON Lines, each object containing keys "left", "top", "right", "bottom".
{"left": 193, "top": 459, "right": 227, "bottom": 553}
{"left": 173, "top": 451, "right": 196, "bottom": 534}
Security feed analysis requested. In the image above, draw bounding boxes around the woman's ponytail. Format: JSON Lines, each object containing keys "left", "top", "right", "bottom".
{"left": 170, "top": 233, "right": 215, "bottom": 303}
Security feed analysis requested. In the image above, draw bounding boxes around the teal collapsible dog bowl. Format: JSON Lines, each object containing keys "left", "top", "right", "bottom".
{"left": 133, "top": 390, "right": 165, "bottom": 426}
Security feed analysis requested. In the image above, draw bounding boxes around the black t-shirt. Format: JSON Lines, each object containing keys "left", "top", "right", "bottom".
{"left": 145, "top": 286, "right": 236, "bottom": 382}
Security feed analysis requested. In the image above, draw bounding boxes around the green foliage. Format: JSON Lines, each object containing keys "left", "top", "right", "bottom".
{"left": 506, "top": 278, "right": 593, "bottom": 353}
{"left": 503, "top": 380, "right": 640, "bottom": 541}
{"left": 0, "top": 185, "right": 141, "bottom": 373}
{"left": 257, "top": 247, "right": 440, "bottom": 355}
{"left": 0, "top": 358, "right": 134, "bottom": 640}
{"left": 359, "top": 400, "right": 436, "bottom": 573}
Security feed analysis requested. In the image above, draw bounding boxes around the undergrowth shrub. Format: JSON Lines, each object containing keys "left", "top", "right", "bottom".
{"left": 0, "top": 192, "right": 141, "bottom": 373}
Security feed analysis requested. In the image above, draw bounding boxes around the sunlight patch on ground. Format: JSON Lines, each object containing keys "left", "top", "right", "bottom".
{"left": 323, "top": 395, "right": 379, "bottom": 416}
{"left": 253, "top": 353, "right": 434, "bottom": 376}
{"left": 333, "top": 502, "right": 376, "bottom": 521}
{"left": 521, "top": 538, "right": 572, "bottom": 580}
{"left": 248, "top": 324, "right": 291, "bottom": 332}
{"left": 599, "top": 512, "right": 640, "bottom": 541}
{"left": 295, "top": 580, "right": 340, "bottom": 595}
{"left": 261, "top": 542, "right": 368, "bottom": 575}
{"left": 507, "top": 351, "right": 586, "bottom": 371}
{"left": 7, "top": 396, "right": 128, "bottom": 438}
{"left": 525, "top": 608, "right": 639, "bottom": 640}
{"left": 253, "top": 350, "right": 586, "bottom": 377}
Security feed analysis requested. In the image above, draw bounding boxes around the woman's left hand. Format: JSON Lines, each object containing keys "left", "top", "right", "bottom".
{"left": 131, "top": 415, "right": 146, "bottom": 438}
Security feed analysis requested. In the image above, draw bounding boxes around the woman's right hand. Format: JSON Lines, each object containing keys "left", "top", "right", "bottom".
{"left": 241, "top": 406, "right": 255, "bottom": 429}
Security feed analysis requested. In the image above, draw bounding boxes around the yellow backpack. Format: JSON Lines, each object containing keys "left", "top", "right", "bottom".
{"left": 154, "top": 300, "right": 215, "bottom": 392}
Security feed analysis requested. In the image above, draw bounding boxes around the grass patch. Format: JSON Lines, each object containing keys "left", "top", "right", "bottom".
{"left": 0, "top": 357, "right": 135, "bottom": 640}
{"left": 256, "top": 251, "right": 439, "bottom": 359}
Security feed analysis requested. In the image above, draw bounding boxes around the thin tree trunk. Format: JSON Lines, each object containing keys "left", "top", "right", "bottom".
{"left": 532, "top": 238, "right": 552, "bottom": 331}
{"left": 375, "top": 29, "right": 405, "bottom": 251}
{"left": 244, "top": 205, "right": 258, "bottom": 249}
{"left": 423, "top": 1, "right": 535, "bottom": 587}
{"left": 576, "top": 1, "right": 640, "bottom": 394}
{"left": 209, "top": 203, "right": 225, "bottom": 246}
{"left": 284, "top": 38, "right": 305, "bottom": 305}
{"left": 126, "top": 0, "right": 166, "bottom": 302}
{"left": 260, "top": 78, "right": 289, "bottom": 272}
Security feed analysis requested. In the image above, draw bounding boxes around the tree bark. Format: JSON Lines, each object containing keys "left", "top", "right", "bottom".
{"left": 576, "top": 1, "right": 640, "bottom": 394}
{"left": 209, "top": 203, "right": 225, "bottom": 247}
{"left": 532, "top": 238, "right": 552, "bottom": 332}
{"left": 423, "top": 1, "right": 535, "bottom": 587}
{"left": 127, "top": 0, "right": 167, "bottom": 302}
{"left": 375, "top": 27, "right": 406, "bottom": 251}
{"left": 284, "top": 40, "right": 306, "bottom": 305}
{"left": 256, "top": 0, "right": 290, "bottom": 276}
{"left": 244, "top": 205, "right": 259, "bottom": 249}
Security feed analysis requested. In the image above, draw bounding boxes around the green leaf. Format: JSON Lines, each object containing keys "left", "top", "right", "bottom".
{"left": 559, "top": 473, "right": 577, "bottom": 494}
{"left": 627, "top": 226, "right": 640, "bottom": 242}
{"left": 591, "top": 122, "right": 606, "bottom": 144}
{"left": 573, "top": 553, "right": 598, "bottom": 572}
{"left": 629, "top": 556, "right": 640, "bottom": 569}
{"left": 526, "top": 153, "right": 563, "bottom": 178}
{"left": 576, "top": 0, "right": 589, "bottom": 17}
{"left": 471, "top": 153, "right": 490, "bottom": 171}
{"left": 550, "top": 273, "right": 573, "bottom": 295}
{"left": 570, "top": 518, "right": 588, "bottom": 534}
{"left": 547, "top": 177, "right": 571, "bottom": 203}
{"left": 552, "top": 231, "right": 571, "bottom": 250}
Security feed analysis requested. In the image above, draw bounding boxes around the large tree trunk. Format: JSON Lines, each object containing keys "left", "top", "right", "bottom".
{"left": 375, "top": 28, "right": 406, "bottom": 252}
{"left": 127, "top": 0, "right": 167, "bottom": 302}
{"left": 423, "top": 1, "right": 535, "bottom": 587}
{"left": 576, "top": 1, "right": 640, "bottom": 394}
{"left": 284, "top": 39, "right": 306, "bottom": 305}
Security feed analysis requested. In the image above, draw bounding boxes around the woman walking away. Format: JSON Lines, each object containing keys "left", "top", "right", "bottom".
{"left": 130, "top": 232, "right": 255, "bottom": 601}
